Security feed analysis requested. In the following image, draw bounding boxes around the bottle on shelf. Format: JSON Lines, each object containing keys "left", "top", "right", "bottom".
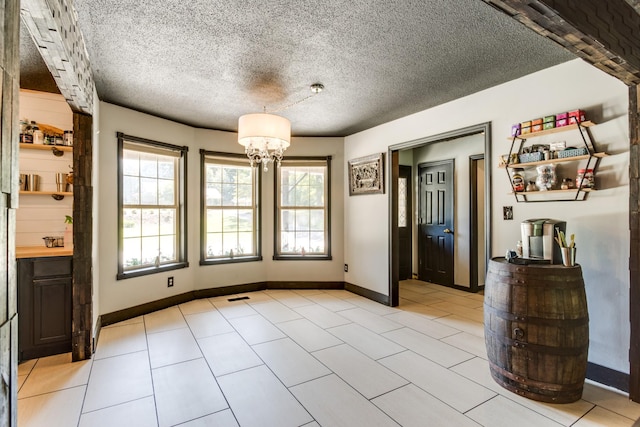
{"left": 20, "top": 119, "right": 33, "bottom": 143}
{"left": 32, "top": 124, "right": 44, "bottom": 145}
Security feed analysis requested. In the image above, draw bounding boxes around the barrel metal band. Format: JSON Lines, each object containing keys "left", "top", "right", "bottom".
{"left": 486, "top": 328, "right": 589, "bottom": 355}
{"left": 484, "top": 304, "right": 589, "bottom": 328}
{"left": 489, "top": 361, "right": 585, "bottom": 392}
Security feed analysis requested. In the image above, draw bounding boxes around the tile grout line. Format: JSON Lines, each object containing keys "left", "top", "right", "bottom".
{"left": 141, "top": 313, "right": 161, "bottom": 427}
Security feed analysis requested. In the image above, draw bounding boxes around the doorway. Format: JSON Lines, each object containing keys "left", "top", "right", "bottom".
{"left": 417, "top": 160, "right": 454, "bottom": 286}
{"left": 388, "top": 122, "right": 492, "bottom": 306}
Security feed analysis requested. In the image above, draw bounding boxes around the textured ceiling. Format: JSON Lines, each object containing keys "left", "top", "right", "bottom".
{"left": 20, "top": 0, "right": 576, "bottom": 137}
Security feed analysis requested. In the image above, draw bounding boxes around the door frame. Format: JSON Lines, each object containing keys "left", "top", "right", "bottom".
{"left": 469, "top": 153, "right": 485, "bottom": 293}
{"left": 388, "top": 122, "right": 492, "bottom": 306}
{"left": 417, "top": 159, "right": 455, "bottom": 287}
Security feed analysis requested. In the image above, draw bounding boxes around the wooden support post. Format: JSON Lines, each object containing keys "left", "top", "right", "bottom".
{"left": 0, "top": 0, "right": 21, "bottom": 424}
{"left": 630, "top": 84, "right": 640, "bottom": 402}
{"left": 72, "top": 112, "right": 93, "bottom": 361}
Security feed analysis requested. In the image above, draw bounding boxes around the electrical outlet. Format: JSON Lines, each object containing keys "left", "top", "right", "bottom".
{"left": 167, "top": 276, "right": 174, "bottom": 287}
{"left": 344, "top": 264, "right": 349, "bottom": 272}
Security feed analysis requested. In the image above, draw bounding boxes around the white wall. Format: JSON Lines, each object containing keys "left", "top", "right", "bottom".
{"left": 344, "top": 59, "right": 630, "bottom": 373}
{"left": 17, "top": 90, "right": 73, "bottom": 246}
{"left": 97, "top": 103, "right": 344, "bottom": 314}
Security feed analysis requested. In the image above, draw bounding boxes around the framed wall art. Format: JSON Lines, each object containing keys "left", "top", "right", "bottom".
{"left": 348, "top": 153, "right": 384, "bottom": 195}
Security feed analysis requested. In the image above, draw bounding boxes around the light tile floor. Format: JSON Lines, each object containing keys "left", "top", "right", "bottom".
{"left": 17, "top": 280, "right": 640, "bottom": 427}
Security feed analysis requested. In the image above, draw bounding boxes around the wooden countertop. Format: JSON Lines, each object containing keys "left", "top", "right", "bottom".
{"left": 16, "top": 246, "right": 73, "bottom": 259}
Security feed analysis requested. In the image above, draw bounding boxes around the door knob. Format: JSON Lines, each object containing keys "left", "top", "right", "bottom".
{"left": 444, "top": 228, "right": 453, "bottom": 234}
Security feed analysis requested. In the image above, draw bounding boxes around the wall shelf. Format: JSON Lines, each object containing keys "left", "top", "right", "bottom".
{"left": 501, "top": 152, "right": 608, "bottom": 169}
{"left": 19, "top": 191, "right": 72, "bottom": 200}
{"left": 505, "top": 121, "right": 595, "bottom": 140}
{"left": 510, "top": 188, "right": 595, "bottom": 196}
{"left": 19, "top": 143, "right": 71, "bottom": 157}
{"left": 504, "top": 119, "right": 606, "bottom": 202}
{"left": 19, "top": 143, "right": 72, "bottom": 152}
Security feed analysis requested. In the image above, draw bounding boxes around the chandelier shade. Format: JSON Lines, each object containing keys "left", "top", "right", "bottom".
{"left": 238, "top": 113, "right": 291, "bottom": 171}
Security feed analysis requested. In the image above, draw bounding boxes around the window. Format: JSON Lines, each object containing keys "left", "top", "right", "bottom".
{"left": 201, "top": 151, "right": 261, "bottom": 264}
{"left": 117, "top": 133, "right": 188, "bottom": 279}
{"left": 274, "top": 157, "right": 331, "bottom": 260}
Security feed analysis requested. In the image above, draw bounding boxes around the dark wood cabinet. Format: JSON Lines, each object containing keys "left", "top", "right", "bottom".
{"left": 18, "top": 256, "right": 72, "bottom": 361}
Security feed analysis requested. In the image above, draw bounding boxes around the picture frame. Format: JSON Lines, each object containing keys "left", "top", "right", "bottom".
{"left": 348, "top": 153, "right": 385, "bottom": 195}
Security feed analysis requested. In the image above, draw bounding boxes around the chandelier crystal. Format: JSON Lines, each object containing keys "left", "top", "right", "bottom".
{"left": 238, "top": 113, "right": 291, "bottom": 172}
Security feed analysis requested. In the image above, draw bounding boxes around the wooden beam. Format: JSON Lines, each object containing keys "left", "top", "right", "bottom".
{"left": 481, "top": 0, "right": 640, "bottom": 85}
{"left": 20, "top": 0, "right": 94, "bottom": 114}
{"left": 625, "top": 0, "right": 640, "bottom": 15}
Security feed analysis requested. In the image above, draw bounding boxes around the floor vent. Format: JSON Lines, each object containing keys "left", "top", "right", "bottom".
{"left": 227, "top": 296, "right": 250, "bottom": 302}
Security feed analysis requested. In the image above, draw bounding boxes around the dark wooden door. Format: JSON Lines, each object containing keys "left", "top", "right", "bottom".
{"left": 418, "top": 160, "right": 454, "bottom": 286}
{"left": 398, "top": 166, "right": 412, "bottom": 280}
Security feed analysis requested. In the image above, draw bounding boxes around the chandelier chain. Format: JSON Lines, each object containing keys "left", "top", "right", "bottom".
{"left": 268, "top": 83, "right": 324, "bottom": 114}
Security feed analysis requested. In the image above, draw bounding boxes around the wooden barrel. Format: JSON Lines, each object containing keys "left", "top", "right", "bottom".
{"left": 483, "top": 258, "right": 589, "bottom": 403}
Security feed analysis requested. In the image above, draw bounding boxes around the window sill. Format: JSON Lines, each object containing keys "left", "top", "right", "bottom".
{"left": 200, "top": 256, "right": 262, "bottom": 266}
{"left": 117, "top": 262, "right": 189, "bottom": 280}
{"left": 272, "top": 255, "right": 333, "bottom": 261}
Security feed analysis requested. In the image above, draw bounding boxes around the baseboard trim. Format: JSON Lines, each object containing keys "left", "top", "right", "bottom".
{"left": 587, "top": 362, "right": 629, "bottom": 393}
{"left": 100, "top": 281, "right": 348, "bottom": 327}
{"left": 345, "top": 282, "right": 390, "bottom": 305}
{"left": 193, "top": 282, "right": 267, "bottom": 299}
{"left": 268, "top": 281, "right": 344, "bottom": 290}
{"left": 93, "top": 315, "right": 102, "bottom": 353}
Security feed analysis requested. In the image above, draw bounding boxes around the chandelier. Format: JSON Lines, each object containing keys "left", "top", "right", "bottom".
{"left": 238, "top": 112, "right": 291, "bottom": 172}
{"left": 238, "top": 83, "right": 324, "bottom": 171}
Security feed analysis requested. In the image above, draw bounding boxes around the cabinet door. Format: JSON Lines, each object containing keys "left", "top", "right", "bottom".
{"left": 32, "top": 277, "right": 72, "bottom": 346}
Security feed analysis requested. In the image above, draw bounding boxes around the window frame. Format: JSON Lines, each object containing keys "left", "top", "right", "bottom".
{"left": 200, "top": 150, "right": 262, "bottom": 265}
{"left": 116, "top": 132, "right": 189, "bottom": 280}
{"left": 273, "top": 156, "right": 332, "bottom": 261}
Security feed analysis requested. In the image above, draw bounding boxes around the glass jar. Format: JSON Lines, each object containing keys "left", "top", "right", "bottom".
{"left": 511, "top": 168, "right": 525, "bottom": 192}
{"left": 535, "top": 164, "right": 556, "bottom": 191}
{"left": 561, "top": 178, "right": 574, "bottom": 190}
{"left": 576, "top": 169, "right": 594, "bottom": 189}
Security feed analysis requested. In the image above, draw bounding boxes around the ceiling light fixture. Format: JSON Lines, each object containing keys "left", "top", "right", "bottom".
{"left": 238, "top": 83, "right": 324, "bottom": 171}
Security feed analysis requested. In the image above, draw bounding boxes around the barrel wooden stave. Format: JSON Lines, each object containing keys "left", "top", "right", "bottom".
{"left": 484, "top": 258, "right": 589, "bottom": 403}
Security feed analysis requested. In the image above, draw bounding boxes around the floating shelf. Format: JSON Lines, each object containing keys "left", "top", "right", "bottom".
{"left": 509, "top": 188, "right": 595, "bottom": 196}
{"left": 501, "top": 152, "right": 608, "bottom": 169}
{"left": 506, "top": 121, "right": 595, "bottom": 140}
{"left": 19, "top": 191, "right": 72, "bottom": 195}
{"left": 19, "top": 143, "right": 72, "bottom": 152}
